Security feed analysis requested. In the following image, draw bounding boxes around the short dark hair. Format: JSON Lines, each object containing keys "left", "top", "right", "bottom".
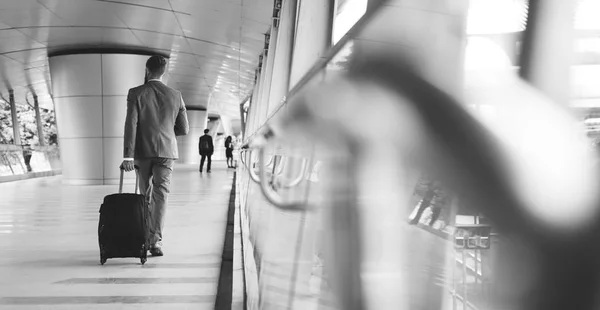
{"left": 146, "top": 55, "right": 167, "bottom": 76}
{"left": 204, "top": 129, "right": 209, "bottom": 134}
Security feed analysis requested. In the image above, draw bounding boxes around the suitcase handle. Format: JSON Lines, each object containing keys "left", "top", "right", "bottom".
{"left": 119, "top": 164, "right": 140, "bottom": 194}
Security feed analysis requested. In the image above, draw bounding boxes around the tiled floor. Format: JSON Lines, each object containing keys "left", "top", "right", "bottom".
{"left": 0, "top": 163, "right": 235, "bottom": 309}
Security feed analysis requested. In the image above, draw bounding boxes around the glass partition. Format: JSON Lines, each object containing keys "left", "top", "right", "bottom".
{"left": 0, "top": 144, "right": 61, "bottom": 177}
{"left": 332, "top": 0, "right": 368, "bottom": 45}
{"left": 238, "top": 0, "right": 600, "bottom": 309}
{"left": 572, "top": 0, "right": 600, "bottom": 144}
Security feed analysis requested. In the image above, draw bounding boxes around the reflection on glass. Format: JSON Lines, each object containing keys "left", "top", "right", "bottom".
{"left": 575, "top": 0, "right": 600, "bottom": 30}
{"left": 466, "top": 0, "right": 528, "bottom": 35}
{"left": 332, "top": 0, "right": 368, "bottom": 45}
{"left": 572, "top": 0, "right": 600, "bottom": 144}
{"left": 325, "top": 40, "right": 354, "bottom": 83}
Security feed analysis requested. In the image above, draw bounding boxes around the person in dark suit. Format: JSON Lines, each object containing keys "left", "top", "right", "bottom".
{"left": 121, "top": 55, "right": 189, "bottom": 257}
{"left": 198, "top": 129, "right": 214, "bottom": 172}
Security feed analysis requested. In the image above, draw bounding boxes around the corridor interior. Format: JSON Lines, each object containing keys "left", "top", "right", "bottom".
{"left": 0, "top": 164, "right": 234, "bottom": 309}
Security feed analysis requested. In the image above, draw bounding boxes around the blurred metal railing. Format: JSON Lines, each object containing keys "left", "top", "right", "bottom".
{"left": 238, "top": 1, "right": 600, "bottom": 310}
{"left": 241, "top": 54, "right": 600, "bottom": 309}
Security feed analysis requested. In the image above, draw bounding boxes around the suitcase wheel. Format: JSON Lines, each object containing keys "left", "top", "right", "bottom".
{"left": 140, "top": 257, "right": 147, "bottom": 265}
{"left": 100, "top": 257, "right": 107, "bottom": 265}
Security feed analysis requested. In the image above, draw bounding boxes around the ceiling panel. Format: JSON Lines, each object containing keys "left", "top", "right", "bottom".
{"left": 103, "top": 0, "right": 174, "bottom": 11}
{"left": 242, "top": 5, "right": 272, "bottom": 27}
{"left": 0, "top": 30, "right": 46, "bottom": 54}
{"left": 169, "top": 52, "right": 199, "bottom": 66}
{"left": 0, "top": 55, "right": 28, "bottom": 89}
{"left": 41, "top": 0, "right": 129, "bottom": 28}
{"left": 176, "top": 14, "right": 242, "bottom": 47}
{"left": 0, "top": 4, "right": 69, "bottom": 28}
{"left": 169, "top": 0, "right": 242, "bottom": 15}
{"left": 167, "top": 65, "right": 205, "bottom": 76}
{"left": 130, "top": 29, "right": 193, "bottom": 53}
{"left": 45, "top": 27, "right": 105, "bottom": 46}
{"left": 186, "top": 38, "right": 237, "bottom": 57}
{"left": 114, "top": 6, "right": 184, "bottom": 36}
{"left": 0, "top": 0, "right": 41, "bottom": 10}
{"left": 3, "top": 48, "right": 48, "bottom": 64}
{"left": 0, "top": 0, "right": 273, "bottom": 118}
{"left": 101, "top": 28, "right": 144, "bottom": 46}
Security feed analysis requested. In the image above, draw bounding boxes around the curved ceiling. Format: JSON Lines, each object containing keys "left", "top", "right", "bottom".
{"left": 0, "top": 0, "right": 272, "bottom": 119}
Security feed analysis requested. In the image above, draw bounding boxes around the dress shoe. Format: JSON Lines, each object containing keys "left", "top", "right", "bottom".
{"left": 149, "top": 242, "right": 164, "bottom": 256}
{"left": 150, "top": 247, "right": 164, "bottom": 256}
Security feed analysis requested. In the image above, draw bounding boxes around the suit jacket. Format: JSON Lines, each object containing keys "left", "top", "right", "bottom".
{"left": 198, "top": 134, "right": 214, "bottom": 155}
{"left": 123, "top": 80, "right": 189, "bottom": 159}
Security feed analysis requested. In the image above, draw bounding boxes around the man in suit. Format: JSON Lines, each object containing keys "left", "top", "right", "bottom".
{"left": 198, "top": 129, "right": 214, "bottom": 173}
{"left": 121, "top": 55, "right": 189, "bottom": 257}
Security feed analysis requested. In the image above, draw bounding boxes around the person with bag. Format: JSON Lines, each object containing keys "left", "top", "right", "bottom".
{"left": 224, "top": 135, "right": 234, "bottom": 168}
{"left": 121, "top": 55, "right": 189, "bottom": 257}
{"left": 198, "top": 129, "right": 214, "bottom": 172}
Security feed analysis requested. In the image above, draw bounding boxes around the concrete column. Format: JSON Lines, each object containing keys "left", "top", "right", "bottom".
{"left": 208, "top": 118, "right": 221, "bottom": 136}
{"left": 177, "top": 110, "right": 207, "bottom": 164}
{"left": 288, "top": 0, "right": 334, "bottom": 89}
{"left": 9, "top": 90, "right": 21, "bottom": 146}
{"left": 219, "top": 115, "right": 233, "bottom": 137}
{"left": 33, "top": 95, "right": 45, "bottom": 146}
{"left": 266, "top": 0, "right": 298, "bottom": 116}
{"left": 49, "top": 53, "right": 148, "bottom": 185}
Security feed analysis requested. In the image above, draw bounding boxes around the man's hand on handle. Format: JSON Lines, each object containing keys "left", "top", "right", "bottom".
{"left": 121, "top": 159, "right": 135, "bottom": 172}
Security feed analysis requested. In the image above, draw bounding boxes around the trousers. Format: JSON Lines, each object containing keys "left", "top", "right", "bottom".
{"left": 200, "top": 154, "right": 212, "bottom": 171}
{"left": 135, "top": 158, "right": 174, "bottom": 245}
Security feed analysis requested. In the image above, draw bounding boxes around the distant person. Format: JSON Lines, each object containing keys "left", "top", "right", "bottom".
{"left": 428, "top": 186, "right": 448, "bottom": 226}
{"left": 409, "top": 180, "right": 436, "bottom": 225}
{"left": 22, "top": 144, "right": 33, "bottom": 172}
{"left": 122, "top": 55, "right": 189, "bottom": 257}
{"left": 198, "top": 129, "right": 214, "bottom": 172}
{"left": 409, "top": 180, "right": 448, "bottom": 226}
{"left": 225, "top": 136, "right": 234, "bottom": 168}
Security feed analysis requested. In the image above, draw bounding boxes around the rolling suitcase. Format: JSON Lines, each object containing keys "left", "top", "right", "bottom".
{"left": 98, "top": 165, "right": 149, "bottom": 265}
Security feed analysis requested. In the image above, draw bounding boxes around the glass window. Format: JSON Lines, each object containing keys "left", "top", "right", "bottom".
{"left": 572, "top": 0, "right": 600, "bottom": 141}
{"left": 332, "top": 0, "right": 368, "bottom": 45}
{"left": 466, "top": 0, "right": 528, "bottom": 35}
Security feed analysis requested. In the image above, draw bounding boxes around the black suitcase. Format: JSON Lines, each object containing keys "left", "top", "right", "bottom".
{"left": 98, "top": 165, "right": 149, "bottom": 265}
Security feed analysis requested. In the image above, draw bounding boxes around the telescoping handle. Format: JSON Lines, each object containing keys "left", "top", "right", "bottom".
{"left": 118, "top": 164, "right": 140, "bottom": 194}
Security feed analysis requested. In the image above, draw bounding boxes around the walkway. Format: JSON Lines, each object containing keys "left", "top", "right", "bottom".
{"left": 0, "top": 163, "right": 235, "bottom": 309}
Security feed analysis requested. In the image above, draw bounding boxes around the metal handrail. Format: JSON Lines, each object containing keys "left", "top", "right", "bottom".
{"left": 264, "top": 50, "right": 600, "bottom": 309}
{"left": 238, "top": 0, "right": 598, "bottom": 308}
{"left": 242, "top": 131, "right": 312, "bottom": 190}
{"left": 239, "top": 149, "right": 247, "bottom": 166}
{"left": 247, "top": 150, "right": 261, "bottom": 184}
{"left": 274, "top": 155, "right": 286, "bottom": 175}
{"left": 240, "top": 149, "right": 261, "bottom": 184}
{"left": 257, "top": 146, "right": 310, "bottom": 211}
{"left": 264, "top": 155, "right": 275, "bottom": 168}
{"left": 278, "top": 157, "right": 309, "bottom": 188}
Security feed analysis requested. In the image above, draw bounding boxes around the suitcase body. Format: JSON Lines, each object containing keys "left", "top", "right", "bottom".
{"left": 98, "top": 166, "right": 149, "bottom": 265}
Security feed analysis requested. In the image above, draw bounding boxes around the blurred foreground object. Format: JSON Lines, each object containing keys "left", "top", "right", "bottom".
{"left": 246, "top": 50, "right": 600, "bottom": 310}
